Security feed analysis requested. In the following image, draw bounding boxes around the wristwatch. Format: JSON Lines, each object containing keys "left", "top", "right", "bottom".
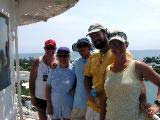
{"left": 154, "top": 99, "right": 160, "bottom": 106}
{"left": 91, "top": 87, "right": 97, "bottom": 98}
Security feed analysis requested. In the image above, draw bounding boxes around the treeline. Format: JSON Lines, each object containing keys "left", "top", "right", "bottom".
{"left": 14, "top": 57, "right": 34, "bottom": 96}
{"left": 143, "top": 56, "right": 160, "bottom": 73}
{"left": 14, "top": 57, "right": 34, "bottom": 71}
{"left": 143, "top": 56, "right": 160, "bottom": 64}
{"left": 15, "top": 56, "right": 160, "bottom": 73}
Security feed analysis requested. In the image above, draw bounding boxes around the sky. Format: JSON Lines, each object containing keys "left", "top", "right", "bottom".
{"left": 18, "top": 0, "right": 160, "bottom": 53}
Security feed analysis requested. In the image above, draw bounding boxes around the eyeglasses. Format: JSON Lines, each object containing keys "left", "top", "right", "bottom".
{"left": 45, "top": 46, "right": 56, "bottom": 50}
{"left": 57, "top": 54, "right": 69, "bottom": 58}
{"left": 77, "top": 43, "right": 90, "bottom": 48}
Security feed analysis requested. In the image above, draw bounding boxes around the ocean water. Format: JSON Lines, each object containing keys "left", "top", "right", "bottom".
{"left": 19, "top": 50, "right": 160, "bottom": 60}
{"left": 130, "top": 50, "right": 160, "bottom": 60}
{"left": 19, "top": 50, "right": 160, "bottom": 103}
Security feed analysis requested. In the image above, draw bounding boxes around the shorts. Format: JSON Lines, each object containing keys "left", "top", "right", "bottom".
{"left": 71, "top": 108, "right": 86, "bottom": 120}
{"left": 35, "top": 97, "right": 47, "bottom": 109}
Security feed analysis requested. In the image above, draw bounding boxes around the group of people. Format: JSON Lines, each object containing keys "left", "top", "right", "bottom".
{"left": 29, "top": 23, "right": 160, "bottom": 120}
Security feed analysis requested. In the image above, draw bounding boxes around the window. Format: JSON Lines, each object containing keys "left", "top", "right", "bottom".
{"left": 0, "top": 13, "right": 10, "bottom": 90}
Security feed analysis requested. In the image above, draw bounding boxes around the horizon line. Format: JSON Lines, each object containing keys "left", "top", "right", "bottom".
{"left": 19, "top": 49, "right": 160, "bottom": 54}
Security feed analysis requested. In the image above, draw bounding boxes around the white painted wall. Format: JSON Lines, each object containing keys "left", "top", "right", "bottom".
{"left": 0, "top": 0, "right": 17, "bottom": 119}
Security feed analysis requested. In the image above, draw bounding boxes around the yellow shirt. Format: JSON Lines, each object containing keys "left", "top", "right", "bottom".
{"left": 85, "top": 49, "right": 132, "bottom": 112}
{"left": 84, "top": 49, "right": 115, "bottom": 112}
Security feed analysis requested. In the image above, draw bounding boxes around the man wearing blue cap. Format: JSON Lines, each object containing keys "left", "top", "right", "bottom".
{"left": 71, "top": 38, "right": 92, "bottom": 120}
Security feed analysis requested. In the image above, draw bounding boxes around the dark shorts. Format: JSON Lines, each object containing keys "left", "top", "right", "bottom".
{"left": 35, "top": 97, "right": 47, "bottom": 109}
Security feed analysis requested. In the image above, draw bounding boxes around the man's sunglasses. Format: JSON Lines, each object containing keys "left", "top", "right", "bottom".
{"left": 45, "top": 46, "right": 56, "bottom": 50}
{"left": 57, "top": 54, "right": 69, "bottom": 58}
{"left": 77, "top": 43, "right": 90, "bottom": 48}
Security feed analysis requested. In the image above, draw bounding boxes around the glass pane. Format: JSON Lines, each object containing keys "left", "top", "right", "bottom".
{"left": 0, "top": 13, "right": 10, "bottom": 90}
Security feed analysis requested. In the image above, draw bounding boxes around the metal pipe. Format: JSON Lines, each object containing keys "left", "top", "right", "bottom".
{"left": 15, "top": 27, "right": 23, "bottom": 120}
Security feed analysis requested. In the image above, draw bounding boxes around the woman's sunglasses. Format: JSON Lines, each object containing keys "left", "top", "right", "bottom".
{"left": 57, "top": 54, "right": 69, "bottom": 58}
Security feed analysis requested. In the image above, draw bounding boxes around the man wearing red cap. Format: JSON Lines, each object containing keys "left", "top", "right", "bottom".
{"left": 29, "top": 39, "right": 57, "bottom": 120}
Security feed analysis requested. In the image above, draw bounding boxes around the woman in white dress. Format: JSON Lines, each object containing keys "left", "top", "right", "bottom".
{"left": 104, "top": 30, "right": 160, "bottom": 120}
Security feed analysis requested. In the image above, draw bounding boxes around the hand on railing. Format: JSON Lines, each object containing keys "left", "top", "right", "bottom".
{"left": 47, "top": 114, "right": 53, "bottom": 120}
{"left": 146, "top": 104, "right": 160, "bottom": 118}
{"left": 152, "top": 114, "right": 160, "bottom": 120}
{"left": 140, "top": 102, "right": 160, "bottom": 119}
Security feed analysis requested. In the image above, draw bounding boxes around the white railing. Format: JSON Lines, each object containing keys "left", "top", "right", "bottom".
{"left": 153, "top": 114, "right": 160, "bottom": 120}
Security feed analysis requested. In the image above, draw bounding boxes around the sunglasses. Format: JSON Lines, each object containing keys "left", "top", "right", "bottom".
{"left": 77, "top": 43, "right": 90, "bottom": 48}
{"left": 57, "top": 54, "right": 69, "bottom": 58}
{"left": 45, "top": 46, "right": 56, "bottom": 50}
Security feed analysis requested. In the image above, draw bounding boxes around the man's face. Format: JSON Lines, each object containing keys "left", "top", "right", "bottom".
{"left": 77, "top": 44, "right": 90, "bottom": 58}
{"left": 89, "top": 31, "right": 108, "bottom": 49}
{"left": 44, "top": 45, "right": 56, "bottom": 56}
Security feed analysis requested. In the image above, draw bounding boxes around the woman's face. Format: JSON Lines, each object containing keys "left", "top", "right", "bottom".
{"left": 109, "top": 40, "right": 126, "bottom": 57}
{"left": 57, "top": 53, "right": 70, "bottom": 66}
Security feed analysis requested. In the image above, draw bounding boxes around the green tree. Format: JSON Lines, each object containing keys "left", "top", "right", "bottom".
{"left": 143, "top": 56, "right": 160, "bottom": 74}
{"left": 14, "top": 57, "right": 34, "bottom": 71}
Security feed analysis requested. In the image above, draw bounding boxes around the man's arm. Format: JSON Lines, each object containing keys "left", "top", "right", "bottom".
{"left": 84, "top": 75, "right": 97, "bottom": 105}
{"left": 46, "top": 84, "right": 53, "bottom": 114}
{"left": 29, "top": 58, "right": 39, "bottom": 105}
{"left": 84, "top": 76, "right": 93, "bottom": 94}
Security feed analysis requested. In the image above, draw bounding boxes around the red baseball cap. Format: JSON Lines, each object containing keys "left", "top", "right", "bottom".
{"left": 45, "top": 39, "right": 56, "bottom": 47}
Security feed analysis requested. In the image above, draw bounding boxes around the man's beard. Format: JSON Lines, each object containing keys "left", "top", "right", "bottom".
{"left": 93, "top": 39, "right": 107, "bottom": 49}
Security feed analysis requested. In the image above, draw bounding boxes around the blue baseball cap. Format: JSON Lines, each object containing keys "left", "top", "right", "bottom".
{"left": 57, "top": 47, "right": 70, "bottom": 54}
{"left": 72, "top": 38, "right": 92, "bottom": 51}
{"left": 76, "top": 38, "right": 91, "bottom": 47}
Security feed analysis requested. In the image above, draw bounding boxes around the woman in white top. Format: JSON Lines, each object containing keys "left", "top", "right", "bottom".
{"left": 104, "top": 30, "right": 160, "bottom": 120}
